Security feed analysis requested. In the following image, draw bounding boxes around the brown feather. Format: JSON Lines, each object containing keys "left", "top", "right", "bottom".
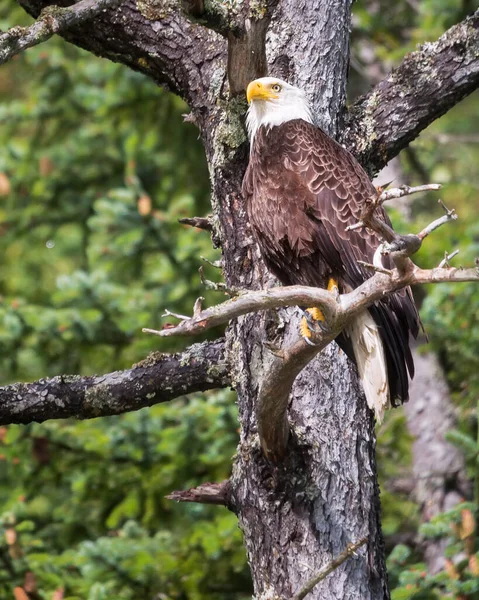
{"left": 243, "top": 119, "right": 422, "bottom": 404}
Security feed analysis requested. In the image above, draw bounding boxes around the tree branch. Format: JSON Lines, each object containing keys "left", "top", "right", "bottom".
{"left": 17, "top": 0, "right": 226, "bottom": 110}
{"left": 16, "top": 2, "right": 479, "bottom": 157}
{"left": 144, "top": 186, "right": 479, "bottom": 460}
{"left": 0, "top": 0, "right": 119, "bottom": 65}
{"left": 144, "top": 266, "right": 478, "bottom": 461}
{"left": 343, "top": 9, "right": 479, "bottom": 173}
{"left": 292, "top": 538, "right": 368, "bottom": 600}
{"left": 143, "top": 266, "right": 479, "bottom": 340}
{"left": 166, "top": 480, "right": 233, "bottom": 509}
{"left": 0, "top": 339, "right": 230, "bottom": 425}
{"left": 143, "top": 286, "right": 339, "bottom": 338}
{"left": 178, "top": 216, "right": 213, "bottom": 232}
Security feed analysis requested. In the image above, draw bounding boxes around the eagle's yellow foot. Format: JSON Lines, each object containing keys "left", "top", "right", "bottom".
{"left": 327, "top": 278, "right": 340, "bottom": 300}
{"left": 300, "top": 279, "right": 339, "bottom": 346}
{"left": 300, "top": 308, "right": 329, "bottom": 346}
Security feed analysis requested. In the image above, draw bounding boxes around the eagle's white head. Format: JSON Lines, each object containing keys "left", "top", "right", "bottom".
{"left": 246, "top": 77, "right": 313, "bottom": 143}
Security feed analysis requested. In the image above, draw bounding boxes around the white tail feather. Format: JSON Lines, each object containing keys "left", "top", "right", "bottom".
{"left": 347, "top": 311, "right": 390, "bottom": 422}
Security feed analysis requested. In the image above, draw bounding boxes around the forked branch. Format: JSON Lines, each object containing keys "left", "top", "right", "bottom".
{"left": 144, "top": 185, "right": 479, "bottom": 460}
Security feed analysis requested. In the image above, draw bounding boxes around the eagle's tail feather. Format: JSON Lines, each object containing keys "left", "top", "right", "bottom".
{"left": 347, "top": 311, "right": 390, "bottom": 422}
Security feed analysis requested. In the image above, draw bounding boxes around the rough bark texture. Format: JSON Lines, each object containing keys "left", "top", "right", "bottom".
{"left": 19, "top": 0, "right": 227, "bottom": 108}
{"left": 11, "top": 0, "right": 479, "bottom": 597}
{"left": 0, "top": 340, "right": 230, "bottom": 425}
{"left": 198, "top": 1, "right": 389, "bottom": 595}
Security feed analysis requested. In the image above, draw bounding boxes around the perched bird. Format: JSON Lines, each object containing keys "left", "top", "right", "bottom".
{"left": 242, "top": 77, "right": 422, "bottom": 421}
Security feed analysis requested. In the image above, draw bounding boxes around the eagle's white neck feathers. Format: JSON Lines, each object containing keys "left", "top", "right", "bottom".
{"left": 246, "top": 77, "right": 314, "bottom": 144}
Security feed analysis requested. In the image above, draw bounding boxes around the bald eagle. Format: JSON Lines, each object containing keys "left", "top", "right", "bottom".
{"left": 242, "top": 77, "right": 421, "bottom": 420}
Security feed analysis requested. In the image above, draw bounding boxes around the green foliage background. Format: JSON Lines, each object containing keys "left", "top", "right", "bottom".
{"left": 0, "top": 0, "right": 478, "bottom": 598}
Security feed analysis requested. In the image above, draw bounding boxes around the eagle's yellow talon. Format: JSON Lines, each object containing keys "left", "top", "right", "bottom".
{"left": 307, "top": 307, "right": 325, "bottom": 322}
{"left": 300, "top": 306, "right": 329, "bottom": 343}
{"left": 327, "top": 278, "right": 339, "bottom": 297}
{"left": 300, "top": 316, "right": 312, "bottom": 339}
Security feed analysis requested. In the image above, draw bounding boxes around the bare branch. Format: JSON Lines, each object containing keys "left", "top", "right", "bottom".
{"left": 343, "top": 9, "right": 479, "bottom": 174}
{"left": 0, "top": 0, "right": 120, "bottom": 65}
{"left": 166, "top": 480, "right": 233, "bottom": 508}
{"left": 340, "top": 265, "right": 479, "bottom": 316}
{"left": 198, "top": 266, "right": 233, "bottom": 294}
{"left": 378, "top": 183, "right": 442, "bottom": 203}
{"left": 143, "top": 264, "right": 479, "bottom": 340}
{"left": 144, "top": 188, "right": 479, "bottom": 461}
{"left": 200, "top": 256, "right": 222, "bottom": 268}
{"left": 0, "top": 340, "right": 230, "bottom": 426}
{"left": 161, "top": 308, "right": 190, "bottom": 321}
{"left": 353, "top": 185, "right": 444, "bottom": 272}
{"left": 438, "top": 249, "right": 459, "bottom": 268}
{"left": 255, "top": 264, "right": 479, "bottom": 461}
{"left": 292, "top": 538, "right": 368, "bottom": 600}
{"left": 257, "top": 330, "right": 336, "bottom": 461}
{"left": 357, "top": 260, "right": 392, "bottom": 276}
{"left": 143, "top": 286, "right": 339, "bottom": 338}
{"left": 346, "top": 184, "right": 442, "bottom": 234}
{"left": 417, "top": 200, "right": 457, "bottom": 240}
{"left": 178, "top": 216, "right": 213, "bottom": 232}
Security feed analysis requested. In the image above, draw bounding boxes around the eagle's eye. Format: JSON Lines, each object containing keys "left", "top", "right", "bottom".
{"left": 271, "top": 84, "right": 282, "bottom": 93}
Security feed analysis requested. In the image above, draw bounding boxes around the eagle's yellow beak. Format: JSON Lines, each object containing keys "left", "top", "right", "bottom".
{"left": 246, "top": 80, "right": 279, "bottom": 104}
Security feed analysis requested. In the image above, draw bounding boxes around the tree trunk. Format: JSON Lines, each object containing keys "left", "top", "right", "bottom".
{"left": 202, "top": 2, "right": 389, "bottom": 597}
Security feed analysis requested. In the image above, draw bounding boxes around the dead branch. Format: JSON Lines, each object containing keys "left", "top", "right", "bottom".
{"left": 143, "top": 286, "right": 339, "bottom": 338}
{"left": 0, "top": 0, "right": 120, "bottom": 65}
{"left": 378, "top": 183, "right": 441, "bottom": 203}
{"left": 178, "top": 216, "right": 213, "bottom": 232}
{"left": 144, "top": 186, "right": 479, "bottom": 460}
{"left": 0, "top": 340, "right": 229, "bottom": 425}
{"left": 166, "top": 480, "right": 233, "bottom": 508}
{"left": 352, "top": 185, "right": 451, "bottom": 273}
{"left": 292, "top": 537, "right": 368, "bottom": 600}
{"left": 143, "top": 266, "right": 479, "bottom": 340}
{"left": 439, "top": 250, "right": 459, "bottom": 268}
{"left": 198, "top": 266, "right": 234, "bottom": 294}
{"left": 417, "top": 200, "right": 457, "bottom": 240}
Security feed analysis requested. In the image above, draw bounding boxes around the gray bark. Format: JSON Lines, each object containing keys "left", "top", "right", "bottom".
{"left": 11, "top": 1, "right": 479, "bottom": 598}
{"left": 0, "top": 340, "right": 230, "bottom": 424}
{"left": 185, "top": 0, "right": 388, "bottom": 595}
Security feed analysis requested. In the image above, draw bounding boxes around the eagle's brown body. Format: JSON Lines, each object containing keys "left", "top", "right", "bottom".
{"left": 242, "top": 119, "right": 421, "bottom": 404}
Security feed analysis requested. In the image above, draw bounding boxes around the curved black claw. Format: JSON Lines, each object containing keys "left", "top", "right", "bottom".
{"left": 300, "top": 309, "right": 331, "bottom": 345}
{"left": 312, "top": 319, "right": 330, "bottom": 334}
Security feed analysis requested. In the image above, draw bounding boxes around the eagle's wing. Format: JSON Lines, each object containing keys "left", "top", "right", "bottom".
{"left": 281, "top": 120, "right": 391, "bottom": 286}
{"left": 244, "top": 119, "right": 422, "bottom": 404}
